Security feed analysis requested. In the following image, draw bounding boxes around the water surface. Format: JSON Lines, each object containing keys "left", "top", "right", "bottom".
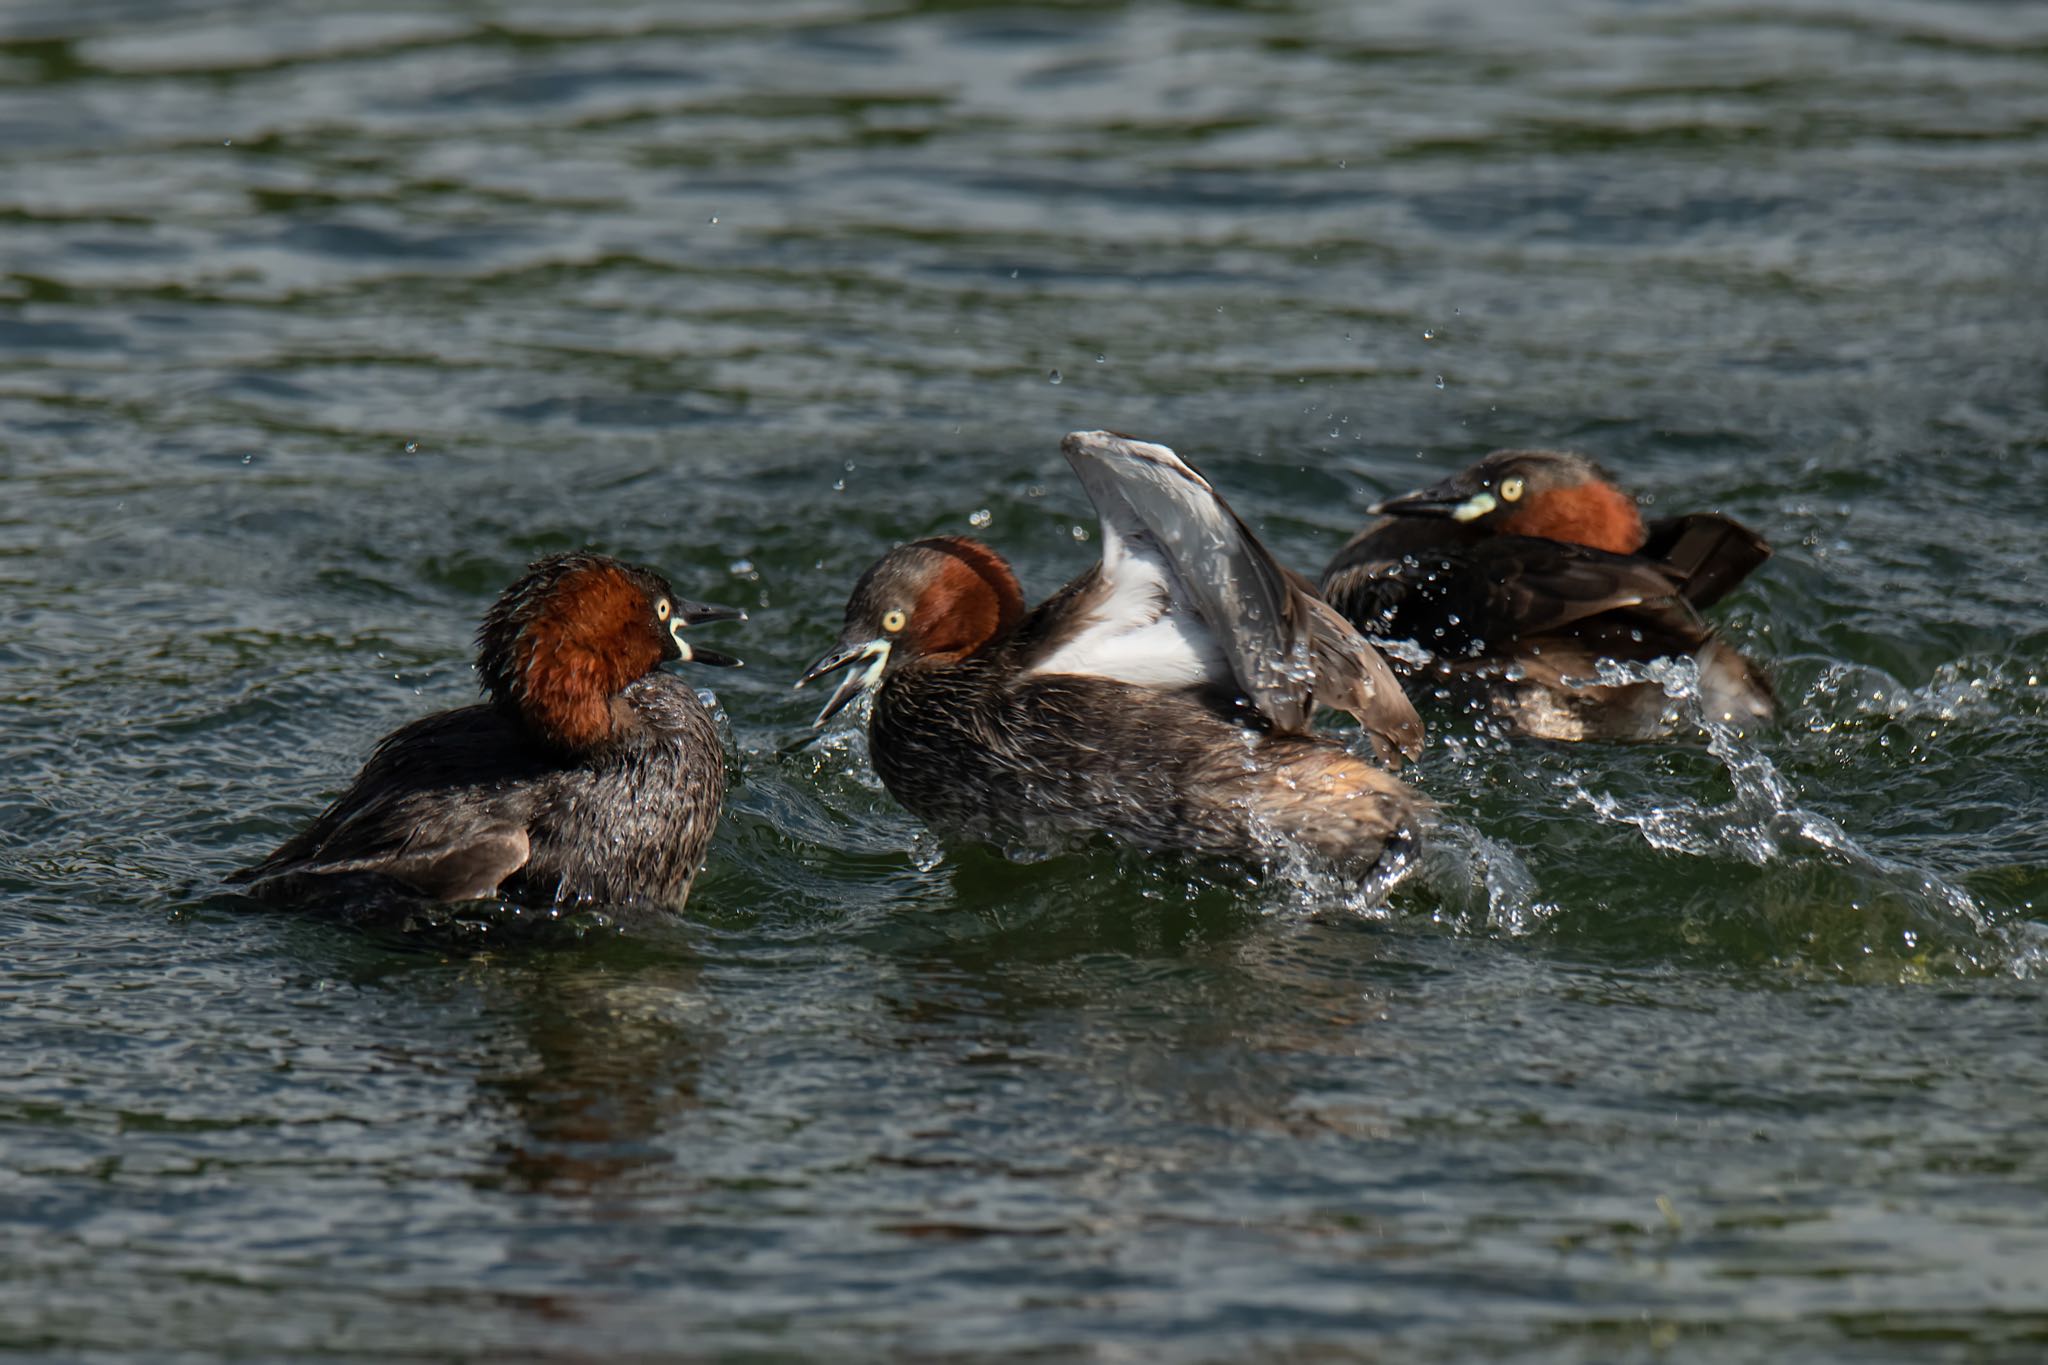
{"left": 4, "top": 0, "right": 2048, "bottom": 1358}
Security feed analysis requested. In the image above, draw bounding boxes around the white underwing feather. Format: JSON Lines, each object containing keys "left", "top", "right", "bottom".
{"left": 1028, "top": 518, "right": 1231, "bottom": 688}
{"left": 1047, "top": 431, "right": 1304, "bottom": 727}
{"left": 1045, "top": 430, "right": 1425, "bottom": 762}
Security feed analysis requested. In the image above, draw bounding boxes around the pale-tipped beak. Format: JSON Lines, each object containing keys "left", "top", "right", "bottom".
{"left": 679, "top": 600, "right": 747, "bottom": 626}
{"left": 1369, "top": 484, "right": 1497, "bottom": 523}
{"left": 669, "top": 599, "right": 746, "bottom": 668}
{"left": 795, "top": 638, "right": 891, "bottom": 727}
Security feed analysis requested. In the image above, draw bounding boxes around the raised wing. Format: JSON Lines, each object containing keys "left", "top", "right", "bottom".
{"left": 1285, "top": 569, "right": 1422, "bottom": 761}
{"left": 1039, "top": 430, "right": 1422, "bottom": 760}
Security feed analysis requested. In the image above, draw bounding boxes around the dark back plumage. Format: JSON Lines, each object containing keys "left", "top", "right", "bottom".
{"left": 1321, "top": 452, "right": 1774, "bottom": 740}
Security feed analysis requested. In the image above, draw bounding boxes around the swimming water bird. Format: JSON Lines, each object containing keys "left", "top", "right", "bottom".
{"left": 231, "top": 552, "right": 744, "bottom": 911}
{"left": 1320, "top": 450, "right": 1773, "bottom": 741}
{"left": 798, "top": 430, "right": 1425, "bottom": 873}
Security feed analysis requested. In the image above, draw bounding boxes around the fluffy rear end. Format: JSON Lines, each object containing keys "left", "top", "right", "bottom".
{"left": 1218, "top": 739, "right": 1426, "bottom": 873}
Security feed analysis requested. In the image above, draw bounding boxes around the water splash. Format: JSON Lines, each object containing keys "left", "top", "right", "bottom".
{"left": 1253, "top": 826, "right": 1420, "bottom": 922}
{"left": 908, "top": 829, "right": 947, "bottom": 873}
{"left": 1413, "top": 821, "right": 1553, "bottom": 937}
{"left": 1557, "top": 656, "right": 2038, "bottom": 975}
{"left": 792, "top": 695, "right": 887, "bottom": 794}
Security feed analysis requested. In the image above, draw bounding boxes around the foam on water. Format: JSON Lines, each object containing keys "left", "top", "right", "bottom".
{"left": 1551, "top": 654, "right": 2044, "bottom": 978}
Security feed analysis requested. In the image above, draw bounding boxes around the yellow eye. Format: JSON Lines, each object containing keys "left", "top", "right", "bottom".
{"left": 882, "top": 609, "right": 907, "bottom": 633}
{"left": 656, "top": 599, "right": 672, "bottom": 621}
{"left": 1499, "top": 477, "right": 1525, "bottom": 502}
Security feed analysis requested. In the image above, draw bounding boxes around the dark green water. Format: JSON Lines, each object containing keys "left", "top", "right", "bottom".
{"left": 5, "top": 0, "right": 2048, "bottom": 1358}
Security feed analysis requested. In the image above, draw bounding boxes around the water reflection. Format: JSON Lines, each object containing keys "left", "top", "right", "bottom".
{"left": 464, "top": 951, "right": 712, "bottom": 1197}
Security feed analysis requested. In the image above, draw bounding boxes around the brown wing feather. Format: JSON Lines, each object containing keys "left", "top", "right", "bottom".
{"left": 230, "top": 706, "right": 542, "bottom": 903}
{"left": 287, "top": 826, "right": 533, "bottom": 903}
{"left": 1324, "top": 527, "right": 1689, "bottom": 652}
{"left": 1283, "top": 567, "right": 1424, "bottom": 763}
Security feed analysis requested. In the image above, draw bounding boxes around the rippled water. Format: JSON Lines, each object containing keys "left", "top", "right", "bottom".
{"left": 5, "top": 0, "right": 2048, "bottom": 1358}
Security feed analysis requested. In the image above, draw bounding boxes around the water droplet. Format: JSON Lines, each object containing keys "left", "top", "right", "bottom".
{"left": 968, "top": 508, "right": 992, "bottom": 528}
{"left": 832, "top": 478, "right": 846, "bottom": 492}
{"left": 1422, "top": 329, "right": 1435, "bottom": 340}
{"left": 240, "top": 453, "right": 253, "bottom": 465}
{"left": 1434, "top": 374, "right": 1446, "bottom": 390}
{"left": 403, "top": 441, "right": 418, "bottom": 454}
{"left": 1047, "top": 369, "right": 1062, "bottom": 385}
{"left": 1009, "top": 269, "right": 1019, "bottom": 279}
{"left": 708, "top": 215, "right": 719, "bottom": 224}
{"left": 1071, "top": 525, "right": 1089, "bottom": 542}
{"left": 1094, "top": 353, "right": 1105, "bottom": 364}
{"left": 1337, "top": 159, "right": 1347, "bottom": 169}
{"left": 222, "top": 138, "right": 233, "bottom": 147}
{"left": 728, "top": 558, "right": 755, "bottom": 578}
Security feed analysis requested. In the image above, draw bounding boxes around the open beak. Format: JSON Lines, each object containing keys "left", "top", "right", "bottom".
{"left": 795, "top": 638, "right": 891, "bottom": 727}
{"left": 1369, "top": 478, "right": 1497, "bottom": 523}
{"left": 669, "top": 599, "right": 746, "bottom": 668}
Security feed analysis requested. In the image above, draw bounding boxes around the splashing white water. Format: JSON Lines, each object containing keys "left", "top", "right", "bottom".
{"left": 1559, "top": 656, "right": 2045, "bottom": 974}
{"left": 1413, "top": 820, "right": 1554, "bottom": 936}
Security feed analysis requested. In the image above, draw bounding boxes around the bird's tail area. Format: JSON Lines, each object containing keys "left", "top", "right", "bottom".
{"left": 1642, "top": 512, "right": 1772, "bottom": 611}
{"left": 1696, "top": 636, "right": 1776, "bottom": 728}
{"left": 1228, "top": 740, "right": 1430, "bottom": 879}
